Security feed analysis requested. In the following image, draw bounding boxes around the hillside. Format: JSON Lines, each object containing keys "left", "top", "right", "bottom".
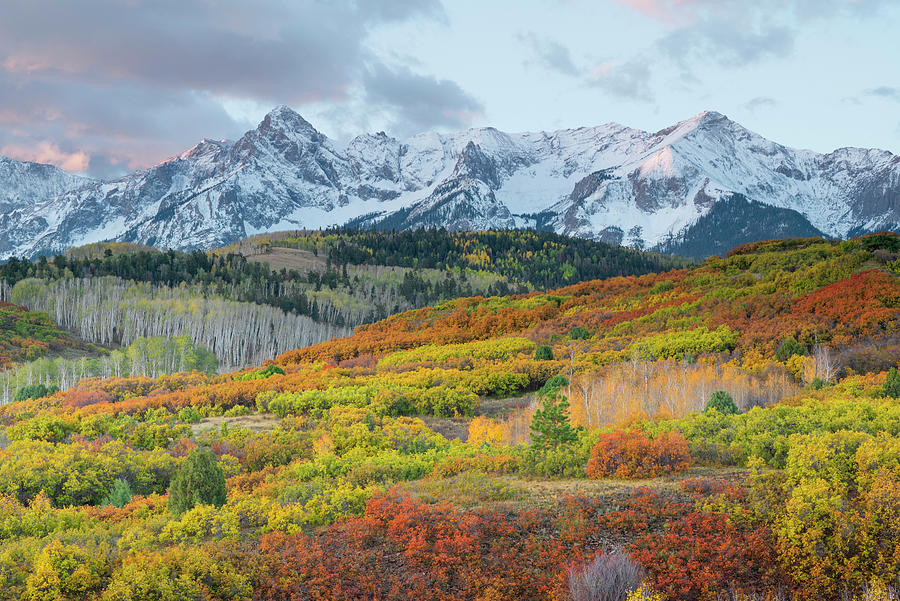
{"left": 0, "top": 301, "right": 77, "bottom": 367}
{"left": 0, "top": 233, "right": 898, "bottom": 599}
{"left": 0, "top": 230, "right": 687, "bottom": 374}
{"left": 227, "top": 227, "right": 692, "bottom": 294}
{"left": 1, "top": 106, "right": 899, "bottom": 259}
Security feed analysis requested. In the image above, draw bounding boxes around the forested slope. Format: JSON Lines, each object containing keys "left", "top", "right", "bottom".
{"left": 234, "top": 227, "right": 692, "bottom": 291}
{"left": 0, "top": 233, "right": 899, "bottom": 599}
{"left": 0, "top": 229, "right": 691, "bottom": 371}
{"left": 8, "top": 277, "right": 349, "bottom": 369}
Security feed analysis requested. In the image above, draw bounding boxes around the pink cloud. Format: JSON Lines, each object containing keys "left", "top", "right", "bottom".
{"left": 1, "top": 141, "right": 90, "bottom": 172}
{"left": 590, "top": 60, "right": 618, "bottom": 78}
{"left": 613, "top": 0, "right": 707, "bottom": 24}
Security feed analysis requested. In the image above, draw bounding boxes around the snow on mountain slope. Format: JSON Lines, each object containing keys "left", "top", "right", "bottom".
{"left": 0, "top": 106, "right": 898, "bottom": 258}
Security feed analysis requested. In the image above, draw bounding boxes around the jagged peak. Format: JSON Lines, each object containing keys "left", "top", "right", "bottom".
{"left": 347, "top": 130, "right": 398, "bottom": 145}
{"left": 175, "top": 137, "right": 233, "bottom": 162}
{"left": 692, "top": 109, "right": 729, "bottom": 123}
{"left": 258, "top": 105, "right": 320, "bottom": 138}
{"left": 652, "top": 110, "right": 734, "bottom": 138}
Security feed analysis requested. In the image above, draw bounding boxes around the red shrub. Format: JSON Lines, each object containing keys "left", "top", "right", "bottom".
{"left": 586, "top": 430, "right": 691, "bottom": 479}
{"left": 254, "top": 491, "right": 570, "bottom": 601}
{"left": 631, "top": 511, "right": 783, "bottom": 601}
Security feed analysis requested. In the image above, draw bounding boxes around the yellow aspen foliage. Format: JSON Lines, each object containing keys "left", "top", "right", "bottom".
{"left": 785, "top": 354, "right": 819, "bottom": 383}
{"left": 468, "top": 415, "right": 507, "bottom": 446}
{"left": 313, "top": 432, "right": 334, "bottom": 455}
{"left": 856, "top": 580, "right": 900, "bottom": 601}
{"left": 565, "top": 359, "right": 798, "bottom": 429}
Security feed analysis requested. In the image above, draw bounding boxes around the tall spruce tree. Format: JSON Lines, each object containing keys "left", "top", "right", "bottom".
{"left": 530, "top": 390, "right": 578, "bottom": 450}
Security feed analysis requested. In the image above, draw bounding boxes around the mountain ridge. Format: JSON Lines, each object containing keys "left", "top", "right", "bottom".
{"left": 0, "top": 106, "right": 898, "bottom": 258}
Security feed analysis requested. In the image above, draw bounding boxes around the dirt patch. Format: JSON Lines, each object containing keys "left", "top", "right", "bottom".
{"left": 191, "top": 412, "right": 280, "bottom": 436}
{"left": 506, "top": 466, "right": 750, "bottom": 510}
{"left": 476, "top": 394, "right": 537, "bottom": 418}
{"left": 421, "top": 416, "right": 470, "bottom": 442}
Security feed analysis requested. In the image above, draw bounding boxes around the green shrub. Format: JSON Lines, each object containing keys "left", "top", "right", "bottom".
{"left": 535, "top": 345, "right": 554, "bottom": 361}
{"left": 569, "top": 326, "right": 591, "bottom": 340}
{"left": 520, "top": 445, "right": 586, "bottom": 478}
{"left": 168, "top": 448, "right": 227, "bottom": 515}
{"left": 238, "top": 363, "right": 286, "bottom": 381}
{"left": 884, "top": 367, "right": 900, "bottom": 399}
{"left": 705, "top": 390, "right": 738, "bottom": 415}
{"left": 177, "top": 406, "right": 204, "bottom": 423}
{"left": 14, "top": 383, "right": 59, "bottom": 402}
{"left": 101, "top": 478, "right": 134, "bottom": 508}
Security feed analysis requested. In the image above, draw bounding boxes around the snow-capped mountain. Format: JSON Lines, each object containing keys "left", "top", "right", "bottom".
{"left": 0, "top": 106, "right": 898, "bottom": 258}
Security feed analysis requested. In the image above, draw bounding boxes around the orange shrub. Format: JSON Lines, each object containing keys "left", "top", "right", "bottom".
{"left": 632, "top": 511, "right": 782, "bottom": 601}
{"left": 586, "top": 430, "right": 691, "bottom": 479}
{"left": 64, "top": 388, "right": 114, "bottom": 408}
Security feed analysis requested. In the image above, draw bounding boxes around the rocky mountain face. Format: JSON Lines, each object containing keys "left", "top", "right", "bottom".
{"left": 0, "top": 106, "right": 898, "bottom": 258}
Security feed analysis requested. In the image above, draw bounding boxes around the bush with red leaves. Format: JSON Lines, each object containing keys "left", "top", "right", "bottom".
{"left": 586, "top": 430, "right": 691, "bottom": 479}
{"left": 631, "top": 511, "right": 783, "bottom": 601}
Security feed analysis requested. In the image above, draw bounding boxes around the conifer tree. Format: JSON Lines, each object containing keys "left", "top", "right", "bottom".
{"left": 534, "top": 345, "right": 554, "bottom": 361}
{"left": 168, "top": 448, "right": 227, "bottom": 515}
{"left": 101, "top": 478, "right": 133, "bottom": 508}
{"left": 705, "top": 390, "right": 738, "bottom": 415}
{"left": 885, "top": 367, "right": 900, "bottom": 399}
{"left": 530, "top": 390, "right": 578, "bottom": 450}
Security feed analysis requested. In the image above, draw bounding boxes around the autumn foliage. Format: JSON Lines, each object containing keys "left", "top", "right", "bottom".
{"left": 587, "top": 431, "right": 692, "bottom": 479}
{"left": 632, "top": 512, "right": 781, "bottom": 601}
{"left": 0, "top": 234, "right": 897, "bottom": 599}
{"left": 255, "top": 492, "right": 570, "bottom": 601}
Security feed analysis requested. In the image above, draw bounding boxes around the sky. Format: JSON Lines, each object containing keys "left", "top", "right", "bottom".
{"left": 0, "top": 0, "right": 897, "bottom": 178}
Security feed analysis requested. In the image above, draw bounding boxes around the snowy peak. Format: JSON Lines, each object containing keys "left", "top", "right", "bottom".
{"left": 0, "top": 107, "right": 898, "bottom": 259}
{"left": 260, "top": 105, "right": 320, "bottom": 138}
{"left": 231, "top": 105, "right": 330, "bottom": 166}
{"left": 453, "top": 142, "right": 501, "bottom": 189}
{"left": 0, "top": 157, "right": 94, "bottom": 212}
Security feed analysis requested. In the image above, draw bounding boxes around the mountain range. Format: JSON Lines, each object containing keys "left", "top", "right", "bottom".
{"left": 0, "top": 106, "right": 898, "bottom": 259}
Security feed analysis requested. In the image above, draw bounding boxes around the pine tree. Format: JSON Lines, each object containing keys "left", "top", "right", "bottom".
{"left": 529, "top": 391, "right": 578, "bottom": 450}
{"left": 705, "top": 390, "right": 738, "bottom": 415}
{"left": 534, "top": 345, "right": 554, "bottom": 361}
{"left": 101, "top": 478, "right": 133, "bottom": 508}
{"left": 168, "top": 448, "right": 227, "bottom": 515}
{"left": 885, "top": 367, "right": 900, "bottom": 399}
{"left": 775, "top": 336, "right": 806, "bottom": 362}
{"left": 569, "top": 326, "right": 591, "bottom": 340}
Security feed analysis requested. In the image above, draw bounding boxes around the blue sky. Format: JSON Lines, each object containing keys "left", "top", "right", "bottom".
{"left": 0, "top": 0, "right": 897, "bottom": 177}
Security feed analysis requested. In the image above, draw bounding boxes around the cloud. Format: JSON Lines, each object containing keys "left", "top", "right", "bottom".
{"left": 616, "top": 0, "right": 890, "bottom": 24}
{"left": 613, "top": 0, "right": 708, "bottom": 24}
{"left": 362, "top": 64, "right": 484, "bottom": 135}
{"left": 742, "top": 96, "right": 778, "bottom": 112}
{"left": 586, "top": 60, "right": 654, "bottom": 102}
{"left": 866, "top": 86, "right": 900, "bottom": 102}
{"left": 616, "top": 0, "right": 890, "bottom": 69}
{"left": 519, "top": 32, "right": 580, "bottom": 76}
{"left": 0, "top": 1, "right": 443, "bottom": 103}
{"left": 0, "top": 0, "right": 455, "bottom": 176}
{"left": 661, "top": 21, "right": 794, "bottom": 67}
{"left": 0, "top": 141, "right": 89, "bottom": 172}
{"left": 0, "top": 67, "right": 250, "bottom": 177}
